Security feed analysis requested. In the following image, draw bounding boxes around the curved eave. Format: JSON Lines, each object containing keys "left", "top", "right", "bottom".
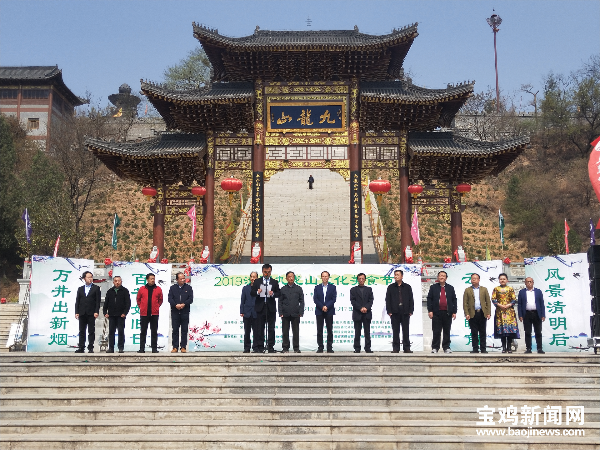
{"left": 141, "top": 81, "right": 254, "bottom": 106}
{"left": 360, "top": 82, "right": 474, "bottom": 105}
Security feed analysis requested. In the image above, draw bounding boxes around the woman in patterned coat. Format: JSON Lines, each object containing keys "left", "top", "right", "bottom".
{"left": 492, "top": 273, "right": 520, "bottom": 353}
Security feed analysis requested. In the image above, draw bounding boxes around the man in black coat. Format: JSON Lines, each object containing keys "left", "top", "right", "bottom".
{"left": 385, "top": 269, "right": 414, "bottom": 353}
{"left": 350, "top": 273, "right": 374, "bottom": 353}
{"left": 251, "top": 264, "right": 280, "bottom": 353}
{"left": 426, "top": 270, "right": 457, "bottom": 354}
{"left": 103, "top": 276, "right": 131, "bottom": 353}
{"left": 278, "top": 271, "right": 305, "bottom": 353}
{"left": 168, "top": 272, "right": 194, "bottom": 353}
{"left": 74, "top": 271, "right": 101, "bottom": 353}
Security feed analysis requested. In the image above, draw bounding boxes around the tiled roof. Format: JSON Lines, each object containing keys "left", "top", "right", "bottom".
{"left": 408, "top": 131, "right": 529, "bottom": 156}
{"left": 140, "top": 81, "right": 254, "bottom": 104}
{"left": 360, "top": 81, "right": 474, "bottom": 103}
{"left": 86, "top": 132, "right": 205, "bottom": 158}
{"left": 193, "top": 24, "right": 418, "bottom": 49}
{"left": 0, "top": 65, "right": 85, "bottom": 106}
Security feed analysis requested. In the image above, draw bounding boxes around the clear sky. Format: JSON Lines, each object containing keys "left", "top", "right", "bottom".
{"left": 1, "top": 0, "right": 598, "bottom": 111}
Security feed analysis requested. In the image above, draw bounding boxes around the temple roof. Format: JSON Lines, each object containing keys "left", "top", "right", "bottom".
{"left": 86, "top": 132, "right": 206, "bottom": 186}
{"left": 360, "top": 81, "right": 474, "bottom": 131}
{"left": 193, "top": 24, "right": 418, "bottom": 82}
{"left": 0, "top": 65, "right": 86, "bottom": 106}
{"left": 408, "top": 131, "right": 529, "bottom": 183}
{"left": 141, "top": 81, "right": 254, "bottom": 132}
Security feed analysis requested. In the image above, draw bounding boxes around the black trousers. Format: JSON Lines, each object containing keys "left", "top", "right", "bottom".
{"left": 140, "top": 315, "right": 159, "bottom": 351}
{"left": 243, "top": 317, "right": 255, "bottom": 351}
{"left": 108, "top": 316, "right": 125, "bottom": 351}
{"left": 431, "top": 310, "right": 452, "bottom": 350}
{"left": 316, "top": 314, "right": 333, "bottom": 350}
{"left": 171, "top": 312, "right": 189, "bottom": 349}
{"left": 390, "top": 313, "right": 411, "bottom": 351}
{"left": 469, "top": 310, "right": 487, "bottom": 351}
{"left": 78, "top": 314, "right": 96, "bottom": 351}
{"left": 281, "top": 316, "right": 300, "bottom": 351}
{"left": 353, "top": 316, "right": 371, "bottom": 351}
{"left": 255, "top": 309, "right": 276, "bottom": 351}
{"left": 524, "top": 310, "right": 543, "bottom": 350}
{"left": 309, "top": 182, "right": 313, "bottom": 189}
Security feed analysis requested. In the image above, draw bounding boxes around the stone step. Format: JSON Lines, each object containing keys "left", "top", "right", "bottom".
{"left": 3, "top": 393, "right": 597, "bottom": 408}
{"left": 2, "top": 405, "right": 598, "bottom": 422}
{"left": 0, "top": 433, "right": 597, "bottom": 450}
{"left": 3, "top": 360, "right": 597, "bottom": 374}
{"left": 2, "top": 381, "right": 596, "bottom": 396}
{"left": 1, "top": 419, "right": 598, "bottom": 436}
{"left": 2, "top": 371, "right": 597, "bottom": 385}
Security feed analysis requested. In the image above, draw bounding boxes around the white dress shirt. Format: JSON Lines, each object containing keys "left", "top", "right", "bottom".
{"left": 472, "top": 286, "right": 481, "bottom": 310}
{"left": 525, "top": 289, "right": 537, "bottom": 310}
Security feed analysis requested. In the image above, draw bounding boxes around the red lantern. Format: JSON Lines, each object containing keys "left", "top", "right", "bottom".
{"left": 408, "top": 184, "right": 424, "bottom": 199}
{"left": 456, "top": 183, "right": 472, "bottom": 194}
{"left": 369, "top": 178, "right": 391, "bottom": 206}
{"left": 142, "top": 187, "right": 157, "bottom": 201}
{"left": 108, "top": 270, "right": 113, "bottom": 278}
{"left": 104, "top": 258, "right": 112, "bottom": 266}
{"left": 503, "top": 257, "right": 511, "bottom": 264}
{"left": 191, "top": 186, "right": 206, "bottom": 201}
{"left": 444, "top": 257, "right": 452, "bottom": 263}
{"left": 160, "top": 258, "right": 168, "bottom": 264}
{"left": 221, "top": 177, "right": 243, "bottom": 206}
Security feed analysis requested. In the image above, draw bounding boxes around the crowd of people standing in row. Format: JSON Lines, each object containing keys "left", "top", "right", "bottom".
{"left": 72, "top": 264, "right": 546, "bottom": 354}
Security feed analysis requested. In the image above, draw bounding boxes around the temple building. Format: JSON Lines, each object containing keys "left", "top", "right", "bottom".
{"left": 0, "top": 66, "right": 85, "bottom": 150}
{"left": 87, "top": 23, "right": 528, "bottom": 263}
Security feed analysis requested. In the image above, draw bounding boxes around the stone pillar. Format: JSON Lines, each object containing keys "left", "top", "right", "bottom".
{"left": 252, "top": 79, "right": 265, "bottom": 263}
{"left": 152, "top": 184, "right": 165, "bottom": 261}
{"left": 348, "top": 78, "right": 362, "bottom": 261}
{"left": 202, "top": 131, "right": 215, "bottom": 262}
{"left": 398, "top": 131, "right": 411, "bottom": 262}
{"left": 450, "top": 189, "right": 464, "bottom": 261}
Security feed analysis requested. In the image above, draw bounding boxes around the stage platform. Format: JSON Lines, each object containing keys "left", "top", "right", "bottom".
{"left": 1, "top": 352, "right": 598, "bottom": 449}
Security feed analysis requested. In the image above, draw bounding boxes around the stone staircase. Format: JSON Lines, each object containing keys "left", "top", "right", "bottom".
{"left": 0, "top": 303, "right": 27, "bottom": 353}
{"left": 243, "top": 169, "right": 378, "bottom": 263}
{"left": 0, "top": 353, "right": 598, "bottom": 449}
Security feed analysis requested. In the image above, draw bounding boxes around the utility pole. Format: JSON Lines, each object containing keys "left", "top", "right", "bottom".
{"left": 487, "top": 11, "right": 502, "bottom": 113}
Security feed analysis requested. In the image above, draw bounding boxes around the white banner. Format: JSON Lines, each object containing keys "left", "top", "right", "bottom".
{"left": 441, "top": 260, "right": 504, "bottom": 352}
{"left": 524, "top": 254, "right": 591, "bottom": 352}
{"left": 112, "top": 262, "right": 172, "bottom": 352}
{"left": 188, "top": 264, "right": 423, "bottom": 352}
{"left": 28, "top": 256, "right": 94, "bottom": 352}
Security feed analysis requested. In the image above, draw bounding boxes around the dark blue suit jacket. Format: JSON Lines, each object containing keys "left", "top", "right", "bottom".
{"left": 240, "top": 284, "right": 257, "bottom": 318}
{"left": 517, "top": 288, "right": 546, "bottom": 319}
{"left": 313, "top": 283, "right": 337, "bottom": 316}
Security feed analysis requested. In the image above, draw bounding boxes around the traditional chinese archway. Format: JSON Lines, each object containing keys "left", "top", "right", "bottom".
{"left": 88, "top": 24, "right": 528, "bottom": 263}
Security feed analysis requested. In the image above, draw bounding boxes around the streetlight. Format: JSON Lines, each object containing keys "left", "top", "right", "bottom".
{"left": 487, "top": 11, "right": 502, "bottom": 113}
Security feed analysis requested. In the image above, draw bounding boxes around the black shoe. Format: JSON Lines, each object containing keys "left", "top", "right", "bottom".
{"left": 243, "top": 349, "right": 250, "bottom": 353}
{"left": 294, "top": 350, "right": 301, "bottom": 353}
{"left": 404, "top": 350, "right": 413, "bottom": 354}
{"left": 152, "top": 350, "right": 159, "bottom": 353}
{"left": 106, "top": 349, "right": 114, "bottom": 353}
{"left": 365, "top": 349, "right": 373, "bottom": 353}
{"left": 118, "top": 350, "right": 124, "bottom": 354}
{"left": 538, "top": 350, "right": 545, "bottom": 354}
{"left": 281, "top": 350, "right": 289, "bottom": 353}
{"left": 327, "top": 349, "right": 334, "bottom": 353}
{"left": 391, "top": 350, "right": 400, "bottom": 354}
{"left": 267, "top": 349, "right": 277, "bottom": 353}
{"left": 481, "top": 350, "right": 488, "bottom": 354}
{"left": 524, "top": 349, "right": 532, "bottom": 354}
{"left": 354, "top": 350, "right": 361, "bottom": 353}
{"left": 470, "top": 350, "right": 479, "bottom": 353}
{"left": 252, "top": 350, "right": 264, "bottom": 353}
{"left": 74, "top": 349, "right": 84, "bottom": 353}
{"left": 316, "top": 349, "right": 324, "bottom": 353}
{"left": 501, "top": 349, "right": 507, "bottom": 353}
{"left": 137, "top": 350, "right": 145, "bottom": 353}
{"left": 88, "top": 349, "right": 94, "bottom": 353}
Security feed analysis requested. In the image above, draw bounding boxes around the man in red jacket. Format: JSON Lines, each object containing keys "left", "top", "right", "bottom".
{"left": 136, "top": 273, "right": 163, "bottom": 353}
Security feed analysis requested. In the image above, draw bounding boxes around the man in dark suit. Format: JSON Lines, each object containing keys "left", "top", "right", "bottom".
{"left": 385, "top": 269, "right": 414, "bottom": 353}
{"left": 168, "top": 272, "right": 194, "bottom": 353}
{"left": 518, "top": 277, "right": 546, "bottom": 354}
{"left": 279, "top": 271, "right": 305, "bottom": 353}
{"left": 103, "top": 275, "right": 130, "bottom": 353}
{"left": 350, "top": 273, "right": 374, "bottom": 353}
{"left": 74, "top": 271, "right": 101, "bottom": 353}
{"left": 463, "top": 273, "right": 491, "bottom": 353}
{"left": 313, "top": 270, "right": 337, "bottom": 353}
{"left": 240, "top": 271, "right": 259, "bottom": 353}
{"left": 426, "top": 270, "right": 457, "bottom": 354}
{"left": 251, "top": 264, "right": 280, "bottom": 353}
